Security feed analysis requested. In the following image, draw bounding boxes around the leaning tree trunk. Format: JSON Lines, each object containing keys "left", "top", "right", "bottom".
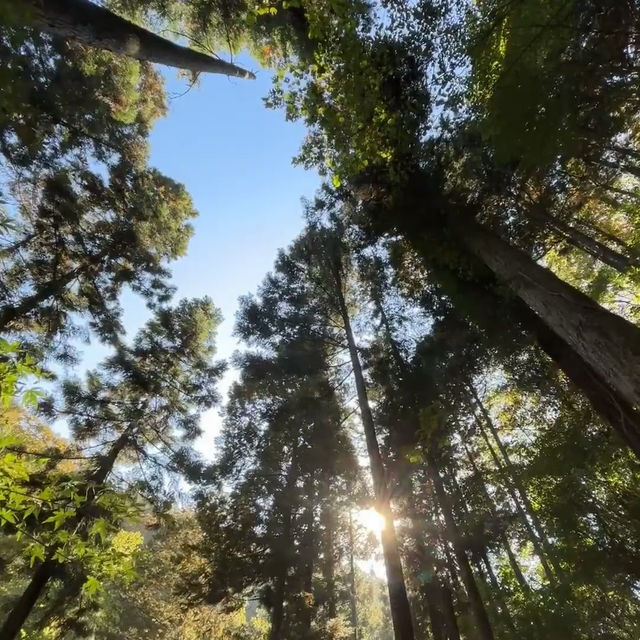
{"left": 17, "top": 0, "right": 254, "bottom": 78}
{"left": 453, "top": 217, "right": 640, "bottom": 414}
{"left": 0, "top": 429, "right": 131, "bottom": 640}
{"left": 445, "top": 468, "right": 517, "bottom": 635}
{"left": 334, "top": 268, "right": 415, "bottom": 640}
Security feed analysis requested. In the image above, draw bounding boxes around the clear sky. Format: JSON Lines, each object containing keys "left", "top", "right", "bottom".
{"left": 60, "top": 55, "right": 320, "bottom": 456}
{"left": 155, "top": 58, "right": 320, "bottom": 457}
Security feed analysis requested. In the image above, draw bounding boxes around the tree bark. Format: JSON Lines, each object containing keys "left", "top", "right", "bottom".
{"left": 334, "top": 266, "right": 415, "bottom": 640}
{"left": 427, "top": 462, "right": 495, "bottom": 640}
{"left": 453, "top": 218, "right": 640, "bottom": 412}
{"left": 18, "top": 0, "right": 254, "bottom": 78}
{"left": 522, "top": 309, "right": 640, "bottom": 458}
{"left": 322, "top": 501, "right": 337, "bottom": 619}
{"left": 269, "top": 459, "right": 298, "bottom": 640}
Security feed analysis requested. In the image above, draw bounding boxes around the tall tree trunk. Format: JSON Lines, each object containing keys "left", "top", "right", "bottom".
{"left": 427, "top": 461, "right": 495, "bottom": 640}
{"left": 18, "top": 0, "right": 254, "bottom": 78}
{"left": 463, "top": 444, "right": 529, "bottom": 593}
{"left": 527, "top": 205, "right": 637, "bottom": 271}
{"left": 445, "top": 468, "right": 516, "bottom": 634}
{"left": 348, "top": 510, "right": 359, "bottom": 640}
{"left": 440, "top": 582, "right": 461, "bottom": 640}
{"left": 0, "top": 429, "right": 131, "bottom": 640}
{"left": 269, "top": 458, "right": 298, "bottom": 640}
{"left": 406, "top": 485, "right": 450, "bottom": 640}
{"left": 452, "top": 217, "right": 640, "bottom": 412}
{"left": 300, "top": 476, "right": 316, "bottom": 634}
{"left": 468, "top": 384, "right": 564, "bottom": 582}
{"left": 334, "top": 267, "right": 415, "bottom": 640}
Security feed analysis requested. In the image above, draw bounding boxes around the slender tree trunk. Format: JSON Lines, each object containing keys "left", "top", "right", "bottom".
{"left": 468, "top": 385, "right": 564, "bottom": 582}
{"left": 334, "top": 268, "right": 415, "bottom": 640}
{"left": 527, "top": 206, "right": 637, "bottom": 271}
{"left": 440, "top": 582, "right": 461, "bottom": 640}
{"left": 463, "top": 444, "right": 529, "bottom": 593}
{"left": 471, "top": 411, "right": 557, "bottom": 587}
{"left": 0, "top": 430, "right": 131, "bottom": 640}
{"left": 17, "top": 0, "right": 254, "bottom": 78}
{"left": 300, "top": 476, "right": 316, "bottom": 634}
{"left": 270, "top": 459, "right": 298, "bottom": 640}
{"left": 348, "top": 510, "right": 359, "bottom": 640}
{"left": 452, "top": 217, "right": 640, "bottom": 412}
{"left": 427, "top": 461, "right": 495, "bottom": 640}
{"left": 444, "top": 469, "right": 517, "bottom": 634}
{"left": 322, "top": 501, "right": 337, "bottom": 619}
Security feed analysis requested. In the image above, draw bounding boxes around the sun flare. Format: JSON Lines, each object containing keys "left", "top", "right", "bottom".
{"left": 357, "top": 508, "right": 386, "bottom": 536}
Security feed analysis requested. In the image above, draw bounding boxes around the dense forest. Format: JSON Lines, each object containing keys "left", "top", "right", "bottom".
{"left": 2, "top": 0, "right": 640, "bottom": 638}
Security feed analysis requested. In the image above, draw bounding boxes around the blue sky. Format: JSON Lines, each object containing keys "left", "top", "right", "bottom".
{"left": 60, "top": 56, "right": 319, "bottom": 455}
{"left": 154, "top": 59, "right": 319, "bottom": 455}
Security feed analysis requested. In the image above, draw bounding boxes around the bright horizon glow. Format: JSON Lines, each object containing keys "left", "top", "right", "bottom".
{"left": 357, "top": 508, "right": 386, "bottom": 538}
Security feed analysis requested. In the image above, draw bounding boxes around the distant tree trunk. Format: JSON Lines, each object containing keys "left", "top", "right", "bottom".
{"left": 348, "top": 510, "right": 359, "bottom": 640}
{"left": 18, "top": 0, "right": 254, "bottom": 78}
{"left": 269, "top": 459, "right": 298, "bottom": 640}
{"left": 452, "top": 217, "right": 640, "bottom": 413}
{"left": 0, "top": 429, "right": 131, "bottom": 640}
{"left": 300, "top": 476, "right": 316, "bottom": 634}
{"left": 468, "top": 384, "right": 565, "bottom": 582}
{"left": 527, "top": 205, "right": 638, "bottom": 272}
{"left": 334, "top": 265, "right": 415, "bottom": 640}
{"left": 445, "top": 468, "right": 516, "bottom": 634}
{"left": 427, "top": 461, "right": 495, "bottom": 640}
{"left": 440, "top": 582, "right": 461, "bottom": 640}
{"left": 321, "top": 501, "right": 337, "bottom": 619}
{"left": 406, "top": 486, "right": 449, "bottom": 640}
{"left": 463, "top": 444, "right": 529, "bottom": 593}
{"left": 470, "top": 409, "right": 557, "bottom": 587}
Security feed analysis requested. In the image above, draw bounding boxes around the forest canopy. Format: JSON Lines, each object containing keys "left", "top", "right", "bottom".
{"left": 2, "top": 1, "right": 640, "bottom": 639}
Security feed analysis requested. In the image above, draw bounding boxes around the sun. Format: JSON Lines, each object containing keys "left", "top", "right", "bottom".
{"left": 356, "top": 508, "right": 386, "bottom": 536}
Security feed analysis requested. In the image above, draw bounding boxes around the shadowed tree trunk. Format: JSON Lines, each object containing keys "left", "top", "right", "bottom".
{"left": 18, "top": 0, "right": 254, "bottom": 78}
{"left": 333, "top": 264, "right": 415, "bottom": 640}
{"left": 427, "top": 461, "right": 495, "bottom": 640}
{"left": 451, "top": 218, "right": 640, "bottom": 413}
{"left": 269, "top": 458, "right": 298, "bottom": 640}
